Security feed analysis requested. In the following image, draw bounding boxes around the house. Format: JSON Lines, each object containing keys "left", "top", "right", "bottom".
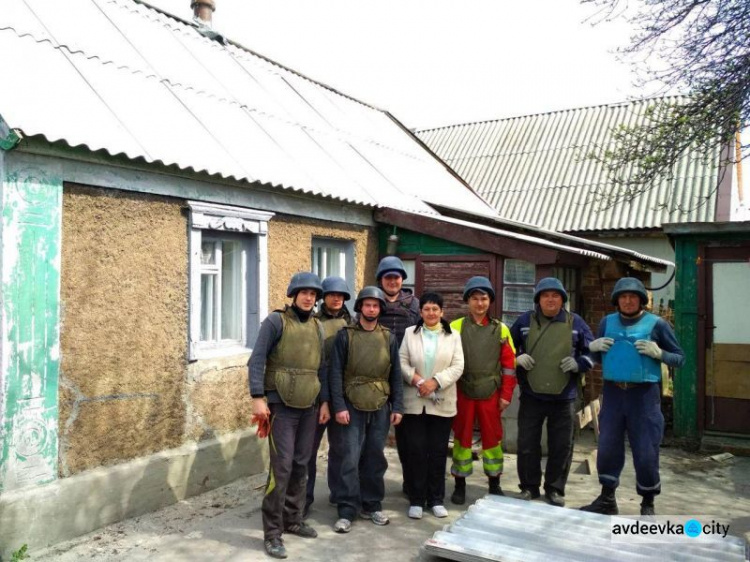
{"left": 665, "top": 221, "right": 750, "bottom": 448}
{"left": 416, "top": 98, "right": 743, "bottom": 314}
{"left": 0, "top": 0, "right": 669, "bottom": 555}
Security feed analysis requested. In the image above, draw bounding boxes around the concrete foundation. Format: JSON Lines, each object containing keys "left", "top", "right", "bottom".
{"left": 0, "top": 429, "right": 266, "bottom": 559}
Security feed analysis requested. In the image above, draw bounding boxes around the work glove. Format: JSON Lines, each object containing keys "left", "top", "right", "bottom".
{"left": 589, "top": 337, "right": 614, "bottom": 353}
{"left": 516, "top": 354, "right": 535, "bottom": 370}
{"left": 635, "top": 339, "right": 662, "bottom": 360}
{"left": 250, "top": 414, "right": 271, "bottom": 439}
{"left": 560, "top": 356, "right": 579, "bottom": 373}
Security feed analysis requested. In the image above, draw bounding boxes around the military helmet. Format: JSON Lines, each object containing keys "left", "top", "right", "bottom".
{"left": 534, "top": 277, "right": 568, "bottom": 303}
{"left": 462, "top": 276, "right": 495, "bottom": 303}
{"left": 611, "top": 277, "right": 648, "bottom": 306}
{"left": 354, "top": 286, "right": 387, "bottom": 313}
{"left": 376, "top": 256, "right": 408, "bottom": 281}
{"left": 321, "top": 276, "right": 352, "bottom": 301}
{"left": 286, "top": 272, "right": 323, "bottom": 299}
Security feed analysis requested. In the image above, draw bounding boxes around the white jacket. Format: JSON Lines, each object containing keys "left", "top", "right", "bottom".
{"left": 399, "top": 325, "right": 464, "bottom": 417}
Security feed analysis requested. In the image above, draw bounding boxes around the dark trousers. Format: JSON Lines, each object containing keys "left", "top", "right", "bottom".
{"left": 328, "top": 404, "right": 390, "bottom": 521}
{"left": 517, "top": 393, "right": 576, "bottom": 495}
{"left": 398, "top": 412, "right": 453, "bottom": 508}
{"left": 597, "top": 382, "right": 663, "bottom": 496}
{"left": 261, "top": 402, "right": 318, "bottom": 540}
{"left": 305, "top": 419, "right": 329, "bottom": 508}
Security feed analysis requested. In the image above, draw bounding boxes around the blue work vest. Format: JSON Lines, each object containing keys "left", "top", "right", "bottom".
{"left": 602, "top": 312, "right": 661, "bottom": 383}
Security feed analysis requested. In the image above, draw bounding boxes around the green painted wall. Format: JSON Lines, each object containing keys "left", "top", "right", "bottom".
{"left": 378, "top": 226, "right": 483, "bottom": 256}
{"left": 0, "top": 155, "right": 62, "bottom": 491}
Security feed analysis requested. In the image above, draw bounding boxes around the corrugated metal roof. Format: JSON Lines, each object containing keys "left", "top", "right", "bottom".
{"left": 0, "top": 0, "right": 494, "bottom": 217}
{"left": 416, "top": 99, "right": 723, "bottom": 232}
{"left": 425, "top": 496, "right": 748, "bottom": 562}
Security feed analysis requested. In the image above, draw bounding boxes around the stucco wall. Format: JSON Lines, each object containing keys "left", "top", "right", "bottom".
{"left": 59, "top": 184, "right": 189, "bottom": 476}
{"left": 267, "top": 214, "right": 378, "bottom": 310}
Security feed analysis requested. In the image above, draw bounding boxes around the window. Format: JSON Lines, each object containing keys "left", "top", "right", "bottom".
{"left": 553, "top": 267, "right": 579, "bottom": 312}
{"left": 400, "top": 259, "right": 416, "bottom": 295}
{"left": 501, "top": 259, "right": 536, "bottom": 325}
{"left": 311, "top": 238, "right": 355, "bottom": 304}
{"left": 188, "top": 201, "right": 274, "bottom": 359}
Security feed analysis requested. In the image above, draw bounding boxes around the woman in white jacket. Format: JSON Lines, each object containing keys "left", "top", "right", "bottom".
{"left": 398, "top": 292, "right": 464, "bottom": 519}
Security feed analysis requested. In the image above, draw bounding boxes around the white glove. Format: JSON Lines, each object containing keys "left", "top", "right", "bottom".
{"left": 635, "top": 340, "right": 662, "bottom": 360}
{"left": 560, "top": 356, "right": 579, "bottom": 373}
{"left": 516, "top": 354, "right": 535, "bottom": 370}
{"left": 589, "top": 337, "right": 614, "bottom": 353}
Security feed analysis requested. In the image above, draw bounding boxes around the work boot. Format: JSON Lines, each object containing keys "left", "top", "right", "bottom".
{"left": 285, "top": 521, "right": 317, "bottom": 538}
{"left": 517, "top": 488, "right": 540, "bottom": 501}
{"left": 640, "top": 494, "right": 656, "bottom": 517}
{"left": 488, "top": 476, "right": 504, "bottom": 496}
{"left": 451, "top": 477, "right": 466, "bottom": 505}
{"left": 264, "top": 537, "right": 287, "bottom": 559}
{"left": 544, "top": 489, "right": 565, "bottom": 507}
{"left": 580, "top": 486, "right": 618, "bottom": 515}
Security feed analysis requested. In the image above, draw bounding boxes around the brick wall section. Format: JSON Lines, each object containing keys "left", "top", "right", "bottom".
{"left": 580, "top": 260, "right": 650, "bottom": 401}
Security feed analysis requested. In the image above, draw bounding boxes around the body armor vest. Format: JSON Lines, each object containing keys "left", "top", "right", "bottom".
{"left": 526, "top": 312, "right": 573, "bottom": 394}
{"left": 603, "top": 312, "right": 661, "bottom": 383}
{"left": 316, "top": 308, "right": 351, "bottom": 359}
{"left": 343, "top": 325, "right": 392, "bottom": 411}
{"left": 265, "top": 306, "right": 323, "bottom": 408}
{"left": 459, "top": 318, "right": 503, "bottom": 399}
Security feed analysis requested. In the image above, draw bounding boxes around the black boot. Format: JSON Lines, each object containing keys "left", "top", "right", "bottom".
{"left": 640, "top": 494, "right": 655, "bottom": 516}
{"left": 488, "top": 476, "right": 504, "bottom": 496}
{"left": 580, "top": 485, "right": 618, "bottom": 515}
{"left": 451, "top": 477, "right": 466, "bottom": 505}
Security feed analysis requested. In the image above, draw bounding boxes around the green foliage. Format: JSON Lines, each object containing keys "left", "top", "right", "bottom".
{"left": 10, "top": 545, "right": 29, "bottom": 562}
{"left": 582, "top": 0, "right": 748, "bottom": 211}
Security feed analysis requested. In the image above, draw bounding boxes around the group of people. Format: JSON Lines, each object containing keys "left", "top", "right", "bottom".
{"left": 249, "top": 257, "right": 684, "bottom": 559}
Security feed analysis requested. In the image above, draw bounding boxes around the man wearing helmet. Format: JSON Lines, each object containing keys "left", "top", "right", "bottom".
{"left": 248, "top": 272, "right": 330, "bottom": 559}
{"left": 375, "top": 256, "right": 420, "bottom": 345}
{"left": 509, "top": 277, "right": 594, "bottom": 507}
{"left": 580, "top": 277, "right": 684, "bottom": 517}
{"left": 304, "top": 276, "right": 353, "bottom": 519}
{"left": 327, "top": 286, "right": 404, "bottom": 534}
{"left": 449, "top": 276, "right": 517, "bottom": 504}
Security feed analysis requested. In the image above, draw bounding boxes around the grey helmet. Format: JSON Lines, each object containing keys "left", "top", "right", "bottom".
{"left": 534, "top": 277, "right": 568, "bottom": 303}
{"left": 354, "top": 286, "right": 386, "bottom": 313}
{"left": 462, "top": 276, "right": 495, "bottom": 303}
{"left": 286, "top": 272, "right": 323, "bottom": 299}
{"left": 321, "top": 276, "right": 352, "bottom": 301}
{"left": 376, "top": 256, "right": 408, "bottom": 281}
{"left": 611, "top": 277, "right": 648, "bottom": 306}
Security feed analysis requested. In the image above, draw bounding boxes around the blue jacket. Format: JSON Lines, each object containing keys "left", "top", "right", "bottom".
{"left": 510, "top": 307, "right": 594, "bottom": 401}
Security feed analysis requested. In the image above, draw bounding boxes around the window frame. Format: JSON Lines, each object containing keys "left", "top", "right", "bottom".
{"left": 311, "top": 237, "right": 356, "bottom": 307}
{"left": 188, "top": 201, "right": 274, "bottom": 360}
{"left": 500, "top": 258, "right": 536, "bottom": 325}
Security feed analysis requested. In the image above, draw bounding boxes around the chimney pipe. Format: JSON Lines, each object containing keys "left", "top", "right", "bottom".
{"left": 191, "top": 0, "right": 215, "bottom": 26}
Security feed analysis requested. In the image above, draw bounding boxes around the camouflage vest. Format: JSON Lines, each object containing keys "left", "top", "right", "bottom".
{"left": 265, "top": 306, "right": 323, "bottom": 408}
{"left": 343, "top": 324, "right": 392, "bottom": 411}
{"left": 316, "top": 307, "right": 351, "bottom": 359}
{"left": 459, "top": 318, "right": 503, "bottom": 399}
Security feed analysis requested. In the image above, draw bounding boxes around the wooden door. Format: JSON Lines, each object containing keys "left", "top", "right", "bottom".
{"left": 415, "top": 255, "right": 498, "bottom": 322}
{"left": 703, "top": 245, "right": 750, "bottom": 434}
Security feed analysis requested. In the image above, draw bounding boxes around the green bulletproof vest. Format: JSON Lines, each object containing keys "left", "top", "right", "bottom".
{"left": 526, "top": 312, "right": 573, "bottom": 395}
{"left": 265, "top": 306, "right": 323, "bottom": 408}
{"left": 459, "top": 319, "right": 502, "bottom": 400}
{"left": 317, "top": 308, "right": 350, "bottom": 359}
{"left": 343, "top": 325, "right": 392, "bottom": 411}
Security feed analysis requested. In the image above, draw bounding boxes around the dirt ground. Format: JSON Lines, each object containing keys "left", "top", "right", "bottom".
{"left": 31, "top": 429, "right": 750, "bottom": 561}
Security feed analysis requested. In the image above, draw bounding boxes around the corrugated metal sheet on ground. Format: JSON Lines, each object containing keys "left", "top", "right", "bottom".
{"left": 416, "top": 100, "right": 722, "bottom": 232}
{"left": 424, "top": 496, "right": 748, "bottom": 562}
{"left": 0, "top": 0, "right": 494, "bottom": 217}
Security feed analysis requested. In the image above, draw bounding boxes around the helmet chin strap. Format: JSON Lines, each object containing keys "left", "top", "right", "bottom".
{"left": 619, "top": 307, "right": 644, "bottom": 319}
{"left": 361, "top": 313, "right": 379, "bottom": 323}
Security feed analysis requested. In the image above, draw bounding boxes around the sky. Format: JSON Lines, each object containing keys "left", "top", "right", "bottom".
{"left": 145, "top": 0, "right": 665, "bottom": 130}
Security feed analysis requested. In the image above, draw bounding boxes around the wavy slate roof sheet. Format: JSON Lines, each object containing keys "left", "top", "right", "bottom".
{"left": 0, "top": 0, "right": 494, "bottom": 217}
{"left": 417, "top": 99, "right": 724, "bottom": 232}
